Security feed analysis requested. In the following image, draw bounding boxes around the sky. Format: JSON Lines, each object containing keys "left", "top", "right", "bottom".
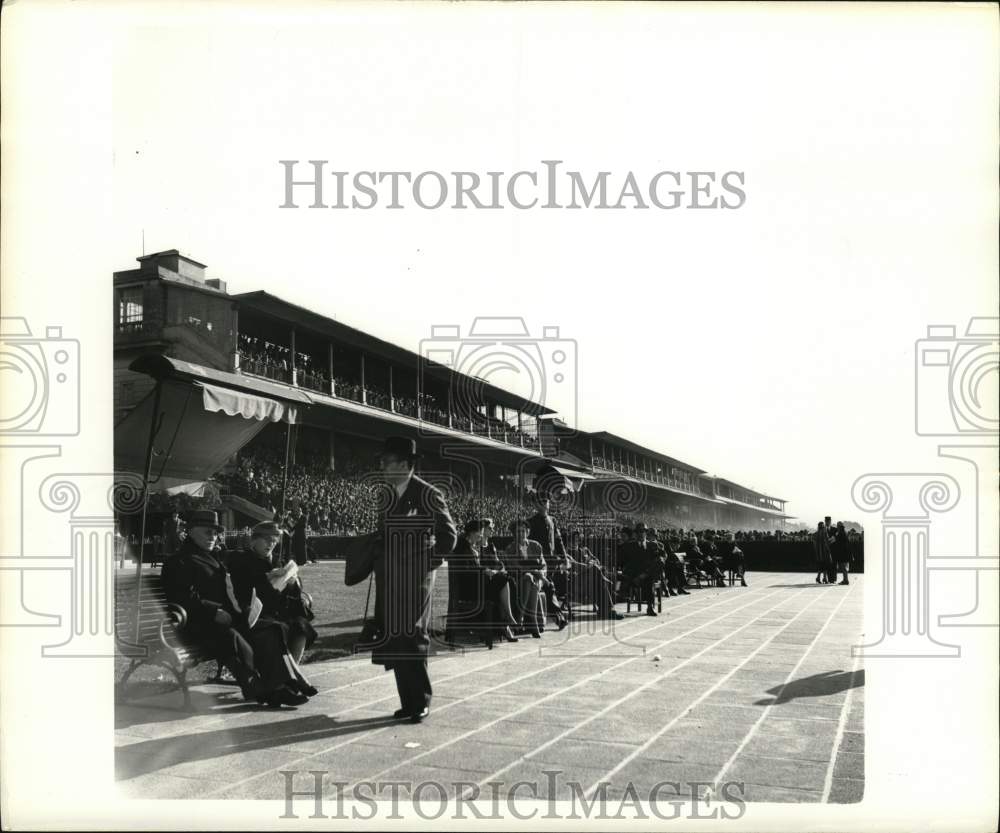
{"left": 108, "top": 3, "right": 998, "bottom": 523}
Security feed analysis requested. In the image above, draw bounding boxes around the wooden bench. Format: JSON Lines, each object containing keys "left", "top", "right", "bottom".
{"left": 115, "top": 570, "right": 228, "bottom": 709}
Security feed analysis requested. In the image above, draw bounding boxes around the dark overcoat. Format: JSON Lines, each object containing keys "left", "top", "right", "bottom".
{"left": 345, "top": 475, "right": 457, "bottom": 667}
{"left": 161, "top": 538, "right": 244, "bottom": 640}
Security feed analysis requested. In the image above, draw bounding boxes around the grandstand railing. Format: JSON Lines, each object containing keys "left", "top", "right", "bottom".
{"left": 236, "top": 348, "right": 558, "bottom": 452}
{"left": 298, "top": 370, "right": 330, "bottom": 394}
{"left": 238, "top": 353, "right": 293, "bottom": 384}
{"left": 366, "top": 389, "right": 392, "bottom": 411}
{"left": 394, "top": 398, "right": 418, "bottom": 418}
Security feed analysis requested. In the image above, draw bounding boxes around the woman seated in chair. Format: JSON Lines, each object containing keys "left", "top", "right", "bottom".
{"left": 477, "top": 519, "right": 521, "bottom": 643}
{"left": 566, "top": 530, "right": 623, "bottom": 620}
{"left": 446, "top": 520, "right": 492, "bottom": 644}
{"left": 722, "top": 533, "right": 748, "bottom": 587}
{"left": 503, "top": 520, "right": 547, "bottom": 638}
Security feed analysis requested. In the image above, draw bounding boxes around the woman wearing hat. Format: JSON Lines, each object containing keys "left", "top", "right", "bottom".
{"left": 504, "top": 519, "right": 547, "bottom": 638}
{"left": 445, "top": 520, "right": 492, "bottom": 645}
{"left": 478, "top": 519, "right": 520, "bottom": 643}
{"left": 229, "top": 521, "right": 318, "bottom": 692}
{"left": 161, "top": 510, "right": 310, "bottom": 707}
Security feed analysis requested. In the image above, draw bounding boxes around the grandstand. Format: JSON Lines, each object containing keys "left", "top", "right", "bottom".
{"left": 113, "top": 249, "right": 793, "bottom": 537}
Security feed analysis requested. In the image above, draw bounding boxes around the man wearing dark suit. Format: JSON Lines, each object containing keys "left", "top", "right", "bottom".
{"left": 527, "top": 495, "right": 569, "bottom": 628}
{"left": 291, "top": 509, "right": 317, "bottom": 565}
{"left": 161, "top": 511, "right": 184, "bottom": 558}
{"left": 345, "top": 436, "right": 457, "bottom": 723}
{"left": 620, "top": 522, "right": 659, "bottom": 616}
{"left": 161, "top": 511, "right": 308, "bottom": 706}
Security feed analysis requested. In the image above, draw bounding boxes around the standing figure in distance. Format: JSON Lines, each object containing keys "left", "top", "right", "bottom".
{"left": 814, "top": 521, "right": 833, "bottom": 585}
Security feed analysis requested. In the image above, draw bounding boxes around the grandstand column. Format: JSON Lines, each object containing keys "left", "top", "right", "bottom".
{"left": 388, "top": 365, "right": 395, "bottom": 412}
{"left": 231, "top": 305, "right": 240, "bottom": 371}
{"left": 328, "top": 342, "right": 335, "bottom": 396}
{"left": 290, "top": 327, "right": 298, "bottom": 386}
{"left": 360, "top": 353, "right": 367, "bottom": 404}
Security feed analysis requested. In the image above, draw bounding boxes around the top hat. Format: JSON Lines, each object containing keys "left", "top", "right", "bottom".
{"left": 187, "top": 510, "right": 224, "bottom": 532}
{"left": 381, "top": 435, "right": 419, "bottom": 461}
{"left": 251, "top": 521, "right": 284, "bottom": 539}
{"left": 463, "top": 519, "right": 486, "bottom": 534}
{"left": 633, "top": 522, "right": 648, "bottom": 533}
{"left": 480, "top": 517, "right": 495, "bottom": 529}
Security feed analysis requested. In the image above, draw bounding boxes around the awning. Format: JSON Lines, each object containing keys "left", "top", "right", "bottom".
{"left": 129, "top": 353, "right": 314, "bottom": 406}
{"left": 202, "top": 382, "right": 296, "bottom": 422}
{"left": 114, "top": 378, "right": 295, "bottom": 485}
{"left": 549, "top": 464, "right": 596, "bottom": 482}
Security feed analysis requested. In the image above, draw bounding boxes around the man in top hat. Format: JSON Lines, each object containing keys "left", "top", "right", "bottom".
{"left": 161, "top": 510, "right": 308, "bottom": 706}
{"left": 345, "top": 436, "right": 457, "bottom": 723}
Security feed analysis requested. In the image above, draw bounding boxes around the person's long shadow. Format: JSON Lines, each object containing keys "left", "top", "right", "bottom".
{"left": 115, "top": 712, "right": 397, "bottom": 780}
{"left": 755, "top": 669, "right": 865, "bottom": 706}
{"left": 314, "top": 617, "right": 366, "bottom": 629}
{"left": 116, "top": 691, "right": 260, "bottom": 730}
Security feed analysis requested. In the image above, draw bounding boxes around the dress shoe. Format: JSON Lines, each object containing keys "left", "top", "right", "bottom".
{"left": 276, "top": 686, "right": 309, "bottom": 706}
{"left": 531, "top": 629, "right": 542, "bottom": 638}
{"left": 556, "top": 614, "right": 568, "bottom": 631}
{"left": 740, "top": 579, "right": 748, "bottom": 587}
{"left": 646, "top": 608, "right": 658, "bottom": 617}
{"left": 679, "top": 589, "right": 690, "bottom": 595}
{"left": 410, "top": 707, "right": 430, "bottom": 723}
{"left": 607, "top": 610, "right": 624, "bottom": 620}
{"left": 261, "top": 686, "right": 307, "bottom": 707}
{"left": 839, "top": 580, "right": 849, "bottom": 585}
{"left": 503, "top": 627, "right": 519, "bottom": 643}
{"left": 393, "top": 707, "right": 408, "bottom": 719}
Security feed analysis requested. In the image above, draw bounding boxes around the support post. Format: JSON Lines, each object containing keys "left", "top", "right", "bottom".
{"left": 133, "top": 380, "right": 163, "bottom": 642}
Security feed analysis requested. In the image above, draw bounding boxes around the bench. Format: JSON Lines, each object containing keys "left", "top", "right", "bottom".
{"left": 115, "top": 570, "right": 228, "bottom": 709}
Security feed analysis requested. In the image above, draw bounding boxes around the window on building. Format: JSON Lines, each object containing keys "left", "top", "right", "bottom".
{"left": 117, "top": 287, "right": 144, "bottom": 331}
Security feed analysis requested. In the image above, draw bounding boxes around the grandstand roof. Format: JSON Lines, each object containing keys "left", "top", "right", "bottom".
{"left": 589, "top": 431, "right": 706, "bottom": 474}
{"left": 714, "top": 477, "right": 786, "bottom": 504}
{"left": 234, "top": 290, "right": 555, "bottom": 416}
